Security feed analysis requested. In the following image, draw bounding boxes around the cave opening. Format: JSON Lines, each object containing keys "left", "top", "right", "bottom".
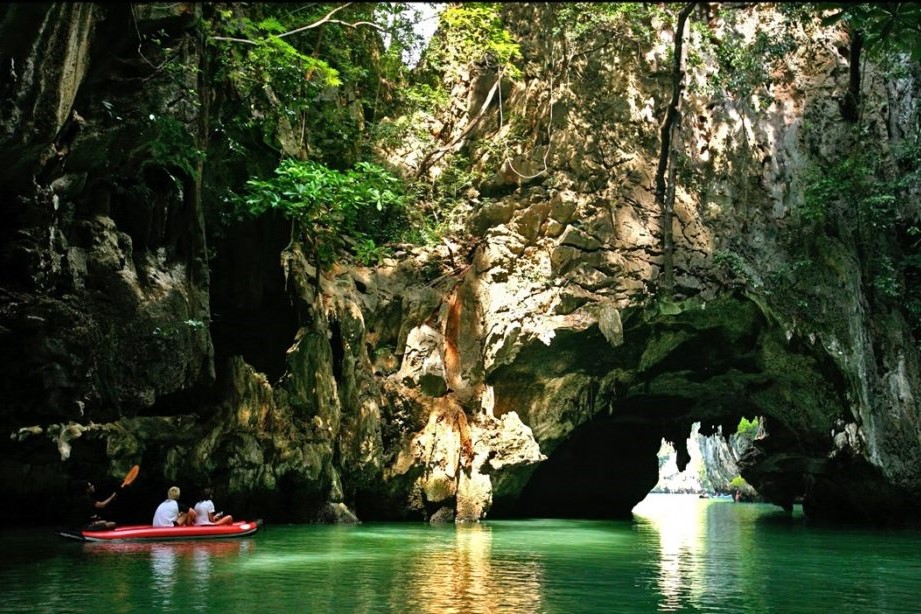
{"left": 513, "top": 415, "right": 665, "bottom": 519}
{"left": 481, "top": 293, "right": 856, "bottom": 521}
{"left": 209, "top": 213, "right": 298, "bottom": 383}
{"left": 490, "top": 407, "right": 763, "bottom": 520}
{"left": 487, "top": 381, "right": 772, "bottom": 521}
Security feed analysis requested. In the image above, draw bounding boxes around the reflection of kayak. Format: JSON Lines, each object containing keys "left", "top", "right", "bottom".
{"left": 82, "top": 538, "right": 253, "bottom": 556}
{"left": 58, "top": 519, "right": 262, "bottom": 542}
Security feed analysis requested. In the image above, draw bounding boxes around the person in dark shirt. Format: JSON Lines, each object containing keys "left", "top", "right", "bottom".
{"left": 82, "top": 481, "right": 117, "bottom": 531}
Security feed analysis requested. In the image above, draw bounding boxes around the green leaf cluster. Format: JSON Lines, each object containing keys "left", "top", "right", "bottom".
{"left": 713, "top": 250, "right": 751, "bottom": 287}
{"left": 207, "top": 3, "right": 398, "bottom": 166}
{"left": 209, "top": 8, "right": 342, "bottom": 153}
{"left": 820, "top": 3, "right": 921, "bottom": 60}
{"left": 211, "top": 9, "right": 343, "bottom": 93}
{"left": 736, "top": 416, "right": 760, "bottom": 438}
{"left": 237, "top": 159, "right": 408, "bottom": 264}
{"left": 201, "top": 3, "right": 434, "bottom": 254}
{"left": 424, "top": 3, "right": 522, "bottom": 79}
{"left": 728, "top": 475, "right": 751, "bottom": 490}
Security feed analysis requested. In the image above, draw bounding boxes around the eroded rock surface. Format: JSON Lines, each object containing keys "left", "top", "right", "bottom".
{"left": 5, "top": 3, "right": 921, "bottom": 526}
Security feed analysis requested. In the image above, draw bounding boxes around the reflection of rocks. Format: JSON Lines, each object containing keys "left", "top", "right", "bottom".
{"left": 316, "top": 502, "right": 360, "bottom": 524}
{"left": 401, "top": 524, "right": 544, "bottom": 613}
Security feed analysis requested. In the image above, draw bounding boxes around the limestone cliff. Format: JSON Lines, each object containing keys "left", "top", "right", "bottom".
{"left": 1, "top": 3, "right": 215, "bottom": 519}
{"left": 3, "top": 3, "right": 921, "bottom": 527}
{"left": 366, "top": 3, "right": 921, "bottom": 523}
{"left": 653, "top": 421, "right": 760, "bottom": 498}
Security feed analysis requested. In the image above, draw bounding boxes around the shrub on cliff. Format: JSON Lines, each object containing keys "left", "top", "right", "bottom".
{"left": 235, "top": 158, "right": 407, "bottom": 265}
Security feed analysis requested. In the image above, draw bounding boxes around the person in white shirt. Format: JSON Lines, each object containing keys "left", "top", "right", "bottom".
{"left": 194, "top": 487, "right": 234, "bottom": 526}
{"left": 152, "top": 486, "right": 197, "bottom": 527}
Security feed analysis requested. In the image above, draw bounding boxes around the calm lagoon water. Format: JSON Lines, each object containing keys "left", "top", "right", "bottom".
{"left": 2, "top": 494, "right": 921, "bottom": 612}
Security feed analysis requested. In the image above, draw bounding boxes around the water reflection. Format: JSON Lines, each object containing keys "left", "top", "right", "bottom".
{"left": 82, "top": 539, "right": 253, "bottom": 609}
{"left": 634, "top": 494, "right": 708, "bottom": 610}
{"left": 82, "top": 538, "right": 253, "bottom": 557}
{"left": 150, "top": 544, "right": 179, "bottom": 607}
{"left": 632, "top": 493, "right": 783, "bottom": 611}
{"left": 399, "top": 523, "right": 544, "bottom": 613}
{"left": 5, "top": 510, "right": 921, "bottom": 612}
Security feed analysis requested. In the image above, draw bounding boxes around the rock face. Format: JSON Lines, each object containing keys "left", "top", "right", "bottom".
{"left": 653, "top": 421, "right": 760, "bottom": 498}
{"left": 4, "top": 3, "right": 921, "bottom": 527}
{"left": 0, "top": 4, "right": 213, "bottom": 518}
{"left": 364, "top": 3, "right": 921, "bottom": 524}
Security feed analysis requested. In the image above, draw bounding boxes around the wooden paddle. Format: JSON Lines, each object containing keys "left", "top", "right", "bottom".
{"left": 120, "top": 465, "right": 140, "bottom": 489}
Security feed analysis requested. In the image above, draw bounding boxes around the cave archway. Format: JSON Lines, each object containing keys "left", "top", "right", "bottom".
{"left": 483, "top": 294, "right": 870, "bottom": 522}
{"left": 515, "top": 415, "right": 663, "bottom": 518}
{"left": 491, "top": 397, "right": 751, "bottom": 520}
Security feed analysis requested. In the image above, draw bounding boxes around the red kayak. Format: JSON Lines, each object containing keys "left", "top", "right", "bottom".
{"left": 59, "top": 519, "right": 262, "bottom": 542}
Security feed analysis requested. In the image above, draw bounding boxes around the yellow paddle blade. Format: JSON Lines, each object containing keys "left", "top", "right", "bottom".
{"left": 121, "top": 465, "right": 140, "bottom": 488}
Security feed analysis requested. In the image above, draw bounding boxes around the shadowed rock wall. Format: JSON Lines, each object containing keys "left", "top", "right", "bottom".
{"left": 0, "top": 3, "right": 214, "bottom": 520}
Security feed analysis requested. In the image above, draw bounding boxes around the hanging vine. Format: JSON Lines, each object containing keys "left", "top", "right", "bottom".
{"left": 654, "top": 2, "right": 696, "bottom": 294}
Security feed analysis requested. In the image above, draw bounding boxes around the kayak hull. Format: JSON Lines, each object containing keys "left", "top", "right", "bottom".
{"left": 59, "top": 519, "right": 262, "bottom": 542}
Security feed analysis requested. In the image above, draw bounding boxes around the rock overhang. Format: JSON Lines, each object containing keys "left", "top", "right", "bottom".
{"left": 483, "top": 291, "right": 851, "bottom": 517}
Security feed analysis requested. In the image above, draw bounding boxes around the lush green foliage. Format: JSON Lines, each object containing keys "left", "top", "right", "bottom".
{"left": 236, "top": 159, "right": 407, "bottom": 265}
{"left": 208, "top": 6, "right": 347, "bottom": 161}
{"left": 424, "top": 3, "right": 522, "bottom": 79}
{"left": 800, "top": 148, "right": 900, "bottom": 230}
{"left": 736, "top": 417, "right": 760, "bottom": 438}
{"left": 205, "top": 3, "right": 419, "bottom": 166}
{"left": 372, "top": 82, "right": 450, "bottom": 152}
{"left": 199, "top": 3, "right": 440, "bottom": 265}
{"left": 713, "top": 250, "right": 751, "bottom": 287}
{"left": 794, "top": 110, "right": 921, "bottom": 315}
{"left": 820, "top": 3, "right": 921, "bottom": 60}
{"left": 729, "top": 475, "right": 751, "bottom": 490}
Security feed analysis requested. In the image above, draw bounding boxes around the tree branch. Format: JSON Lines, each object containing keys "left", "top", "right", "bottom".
{"left": 316, "top": 19, "right": 386, "bottom": 33}
{"left": 210, "top": 36, "right": 258, "bottom": 45}
{"left": 417, "top": 77, "right": 504, "bottom": 178}
{"left": 210, "top": 3, "right": 385, "bottom": 46}
{"left": 276, "top": 3, "right": 352, "bottom": 38}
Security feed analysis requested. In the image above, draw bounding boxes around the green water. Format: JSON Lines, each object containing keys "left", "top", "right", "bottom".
{"left": 3, "top": 494, "right": 921, "bottom": 613}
